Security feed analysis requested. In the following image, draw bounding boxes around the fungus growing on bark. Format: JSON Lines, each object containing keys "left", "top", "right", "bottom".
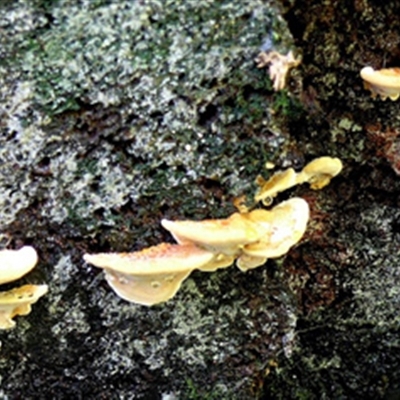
{"left": 255, "top": 157, "right": 342, "bottom": 202}
{"left": 255, "top": 50, "right": 301, "bottom": 91}
{"left": 360, "top": 66, "right": 400, "bottom": 100}
{"left": 254, "top": 168, "right": 297, "bottom": 205}
{"left": 83, "top": 243, "right": 217, "bottom": 306}
{"left": 237, "top": 198, "right": 309, "bottom": 271}
{"left": 162, "top": 199, "right": 310, "bottom": 273}
{"left": 161, "top": 213, "right": 262, "bottom": 255}
{"left": 84, "top": 156, "right": 341, "bottom": 305}
{"left": 297, "top": 157, "right": 343, "bottom": 189}
{"left": 0, "top": 284, "right": 48, "bottom": 330}
{"left": 0, "top": 246, "right": 38, "bottom": 284}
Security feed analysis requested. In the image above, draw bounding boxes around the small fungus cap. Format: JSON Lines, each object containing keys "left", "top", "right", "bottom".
{"left": 254, "top": 168, "right": 297, "bottom": 205}
{"left": 297, "top": 156, "right": 343, "bottom": 189}
{"left": 360, "top": 66, "right": 400, "bottom": 100}
{"left": 360, "top": 66, "right": 400, "bottom": 88}
{"left": 236, "top": 254, "right": 267, "bottom": 272}
{"left": 0, "top": 246, "right": 39, "bottom": 285}
{"left": 161, "top": 213, "right": 262, "bottom": 254}
{"left": 243, "top": 197, "right": 309, "bottom": 258}
{"left": 0, "top": 284, "right": 48, "bottom": 330}
{"left": 197, "top": 254, "right": 235, "bottom": 272}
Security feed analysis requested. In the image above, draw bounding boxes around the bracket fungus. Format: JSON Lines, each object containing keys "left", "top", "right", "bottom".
{"left": 237, "top": 198, "right": 310, "bottom": 271}
{"left": 0, "top": 246, "right": 48, "bottom": 329}
{"left": 254, "top": 168, "right": 297, "bottom": 205}
{"left": 83, "top": 243, "right": 219, "bottom": 306}
{"left": 0, "top": 246, "right": 38, "bottom": 284}
{"left": 360, "top": 66, "right": 400, "bottom": 101}
{"left": 85, "top": 197, "right": 311, "bottom": 306}
{"left": 163, "top": 198, "right": 310, "bottom": 273}
{"left": 84, "top": 156, "right": 342, "bottom": 306}
{"left": 255, "top": 157, "right": 343, "bottom": 204}
{"left": 161, "top": 213, "right": 262, "bottom": 255}
{"left": 0, "top": 284, "right": 48, "bottom": 330}
{"left": 296, "top": 156, "right": 343, "bottom": 189}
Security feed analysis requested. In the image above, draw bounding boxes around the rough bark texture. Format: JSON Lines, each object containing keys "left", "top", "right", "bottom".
{"left": 0, "top": 0, "right": 399, "bottom": 399}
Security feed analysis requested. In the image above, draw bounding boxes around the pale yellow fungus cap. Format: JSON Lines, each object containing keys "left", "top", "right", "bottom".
{"left": 0, "top": 284, "right": 48, "bottom": 330}
{"left": 83, "top": 243, "right": 216, "bottom": 306}
{"left": 197, "top": 253, "right": 235, "bottom": 272}
{"left": 254, "top": 168, "right": 297, "bottom": 205}
{"left": 255, "top": 157, "right": 342, "bottom": 204}
{"left": 239, "top": 208, "right": 275, "bottom": 241}
{"left": 360, "top": 66, "right": 400, "bottom": 101}
{"left": 297, "top": 156, "right": 343, "bottom": 189}
{"left": 236, "top": 253, "right": 267, "bottom": 272}
{"left": 161, "top": 213, "right": 262, "bottom": 255}
{"left": 0, "top": 246, "right": 38, "bottom": 285}
{"left": 242, "top": 197, "right": 309, "bottom": 262}
{"left": 104, "top": 269, "right": 192, "bottom": 306}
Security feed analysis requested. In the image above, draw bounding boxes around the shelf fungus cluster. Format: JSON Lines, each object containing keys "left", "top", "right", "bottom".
{"left": 84, "top": 198, "right": 309, "bottom": 306}
{"left": 0, "top": 246, "right": 48, "bottom": 329}
{"left": 83, "top": 156, "right": 342, "bottom": 307}
{"left": 360, "top": 66, "right": 400, "bottom": 101}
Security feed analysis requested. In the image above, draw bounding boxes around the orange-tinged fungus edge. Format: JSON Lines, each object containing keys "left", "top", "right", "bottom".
{"left": 83, "top": 242, "right": 214, "bottom": 275}
{"left": 83, "top": 243, "right": 218, "bottom": 306}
